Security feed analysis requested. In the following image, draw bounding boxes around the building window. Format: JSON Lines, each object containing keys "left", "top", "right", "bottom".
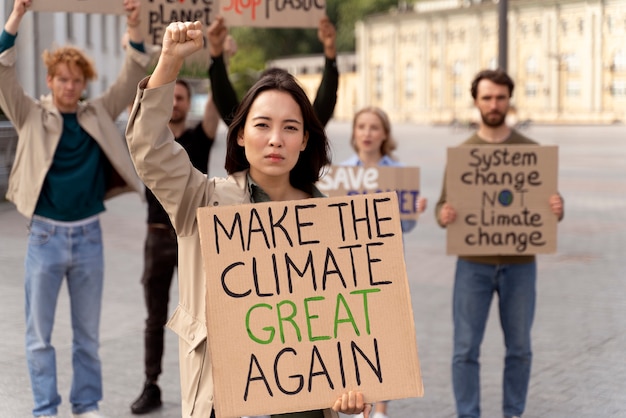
{"left": 614, "top": 50, "right": 626, "bottom": 72}
{"left": 114, "top": 16, "right": 122, "bottom": 55}
{"left": 611, "top": 80, "right": 626, "bottom": 96}
{"left": 101, "top": 15, "right": 108, "bottom": 51}
{"left": 534, "top": 22, "right": 542, "bottom": 37}
{"left": 66, "top": 13, "right": 74, "bottom": 41}
{"left": 578, "top": 18, "right": 584, "bottom": 35}
{"left": 452, "top": 60, "right": 463, "bottom": 76}
{"left": 566, "top": 80, "right": 581, "bottom": 97}
{"left": 560, "top": 19, "right": 568, "bottom": 35}
{"left": 453, "top": 83, "right": 463, "bottom": 98}
{"left": 526, "top": 56, "right": 538, "bottom": 74}
{"left": 525, "top": 82, "right": 538, "bottom": 97}
{"left": 564, "top": 54, "right": 580, "bottom": 73}
{"left": 405, "top": 63, "right": 415, "bottom": 99}
{"left": 86, "top": 14, "right": 92, "bottom": 47}
{"left": 375, "top": 65, "right": 383, "bottom": 101}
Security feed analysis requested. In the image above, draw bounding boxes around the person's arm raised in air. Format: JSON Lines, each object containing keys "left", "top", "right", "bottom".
{"left": 207, "top": 16, "right": 239, "bottom": 126}
{"left": 201, "top": 93, "right": 220, "bottom": 139}
{"left": 312, "top": 16, "right": 339, "bottom": 126}
{"left": 147, "top": 22, "right": 203, "bottom": 89}
{"left": 0, "top": 0, "right": 35, "bottom": 128}
{"left": 98, "top": 0, "right": 152, "bottom": 119}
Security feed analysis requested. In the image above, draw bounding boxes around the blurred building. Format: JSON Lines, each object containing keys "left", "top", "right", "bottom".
{"left": 272, "top": 0, "right": 626, "bottom": 124}
{"left": 356, "top": 0, "right": 626, "bottom": 124}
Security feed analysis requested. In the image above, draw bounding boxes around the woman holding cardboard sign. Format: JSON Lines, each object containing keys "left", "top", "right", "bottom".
{"left": 342, "top": 106, "right": 427, "bottom": 234}
{"left": 126, "top": 20, "right": 371, "bottom": 418}
{"left": 341, "top": 107, "right": 425, "bottom": 418}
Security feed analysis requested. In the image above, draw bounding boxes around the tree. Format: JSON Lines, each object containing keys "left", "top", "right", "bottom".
{"left": 225, "top": 0, "right": 415, "bottom": 96}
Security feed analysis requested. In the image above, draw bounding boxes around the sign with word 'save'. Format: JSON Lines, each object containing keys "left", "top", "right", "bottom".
{"left": 446, "top": 145, "right": 558, "bottom": 255}
{"left": 317, "top": 166, "right": 421, "bottom": 221}
{"left": 197, "top": 192, "right": 423, "bottom": 418}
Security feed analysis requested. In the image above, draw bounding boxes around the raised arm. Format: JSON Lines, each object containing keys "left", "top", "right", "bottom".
{"left": 312, "top": 16, "right": 339, "bottom": 126}
{"left": 201, "top": 93, "right": 220, "bottom": 139}
{"left": 148, "top": 22, "right": 204, "bottom": 89}
{"left": 4, "top": 0, "right": 29, "bottom": 35}
{"left": 0, "top": 0, "right": 34, "bottom": 128}
{"left": 124, "top": 0, "right": 143, "bottom": 44}
{"left": 207, "top": 16, "right": 239, "bottom": 126}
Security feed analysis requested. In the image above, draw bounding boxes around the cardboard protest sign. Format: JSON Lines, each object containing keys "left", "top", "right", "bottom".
{"left": 220, "top": 0, "right": 326, "bottom": 28}
{"left": 31, "top": 0, "right": 125, "bottom": 14}
{"left": 139, "top": 0, "right": 217, "bottom": 71}
{"left": 317, "top": 166, "right": 421, "bottom": 222}
{"left": 446, "top": 145, "right": 558, "bottom": 255}
{"left": 197, "top": 192, "right": 423, "bottom": 418}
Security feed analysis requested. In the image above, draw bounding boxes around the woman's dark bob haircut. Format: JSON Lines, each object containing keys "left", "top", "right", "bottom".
{"left": 224, "top": 68, "right": 331, "bottom": 193}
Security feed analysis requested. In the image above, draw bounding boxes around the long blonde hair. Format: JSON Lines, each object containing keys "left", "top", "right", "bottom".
{"left": 350, "top": 106, "right": 397, "bottom": 158}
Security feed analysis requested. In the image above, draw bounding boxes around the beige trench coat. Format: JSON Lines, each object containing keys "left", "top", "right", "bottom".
{"left": 0, "top": 43, "right": 151, "bottom": 218}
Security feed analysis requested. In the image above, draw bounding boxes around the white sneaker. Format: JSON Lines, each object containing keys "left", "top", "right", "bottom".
{"left": 372, "top": 413, "right": 388, "bottom": 418}
{"left": 71, "top": 411, "right": 104, "bottom": 418}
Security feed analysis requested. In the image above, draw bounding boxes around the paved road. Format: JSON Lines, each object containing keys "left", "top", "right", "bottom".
{"left": 1, "top": 123, "right": 625, "bottom": 418}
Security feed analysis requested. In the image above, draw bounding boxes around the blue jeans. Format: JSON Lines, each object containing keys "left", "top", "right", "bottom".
{"left": 25, "top": 216, "right": 104, "bottom": 417}
{"left": 452, "top": 259, "right": 536, "bottom": 418}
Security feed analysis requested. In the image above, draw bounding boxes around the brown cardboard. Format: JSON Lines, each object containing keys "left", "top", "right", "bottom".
{"left": 139, "top": 0, "right": 216, "bottom": 70}
{"left": 31, "top": 0, "right": 125, "bottom": 14}
{"left": 197, "top": 192, "right": 423, "bottom": 418}
{"left": 317, "top": 166, "right": 421, "bottom": 221}
{"left": 446, "top": 145, "right": 559, "bottom": 255}
{"left": 220, "top": 0, "right": 325, "bottom": 28}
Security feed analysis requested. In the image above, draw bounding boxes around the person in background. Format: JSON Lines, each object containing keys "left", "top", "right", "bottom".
{"left": 342, "top": 106, "right": 427, "bottom": 234}
{"left": 343, "top": 106, "right": 426, "bottom": 418}
{"left": 126, "top": 20, "right": 372, "bottom": 418}
{"left": 207, "top": 14, "right": 339, "bottom": 127}
{"left": 0, "top": 1, "right": 151, "bottom": 417}
{"left": 435, "top": 69, "right": 564, "bottom": 418}
{"left": 129, "top": 81, "right": 222, "bottom": 413}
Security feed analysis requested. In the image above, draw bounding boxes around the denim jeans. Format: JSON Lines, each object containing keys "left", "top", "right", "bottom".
{"left": 452, "top": 259, "right": 536, "bottom": 418}
{"left": 25, "top": 216, "right": 104, "bottom": 417}
{"left": 141, "top": 225, "right": 177, "bottom": 382}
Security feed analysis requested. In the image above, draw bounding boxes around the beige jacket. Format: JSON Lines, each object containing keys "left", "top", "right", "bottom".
{"left": 0, "top": 43, "right": 151, "bottom": 218}
{"left": 126, "top": 79, "right": 339, "bottom": 418}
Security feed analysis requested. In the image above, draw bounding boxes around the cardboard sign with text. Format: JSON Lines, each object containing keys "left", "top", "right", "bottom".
{"left": 197, "top": 192, "right": 423, "bottom": 418}
{"left": 140, "top": 0, "right": 216, "bottom": 70}
{"left": 446, "top": 145, "right": 558, "bottom": 255}
{"left": 317, "top": 166, "right": 421, "bottom": 222}
{"left": 31, "top": 0, "right": 125, "bottom": 14}
{"left": 220, "top": 0, "right": 326, "bottom": 28}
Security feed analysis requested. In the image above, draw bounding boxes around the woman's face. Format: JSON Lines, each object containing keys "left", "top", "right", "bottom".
{"left": 238, "top": 90, "right": 308, "bottom": 183}
{"left": 353, "top": 111, "right": 386, "bottom": 156}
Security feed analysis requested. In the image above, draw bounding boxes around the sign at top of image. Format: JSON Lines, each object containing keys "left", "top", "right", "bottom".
{"left": 31, "top": 0, "right": 125, "bottom": 14}
{"left": 446, "top": 145, "right": 559, "bottom": 256}
{"left": 221, "top": 0, "right": 326, "bottom": 28}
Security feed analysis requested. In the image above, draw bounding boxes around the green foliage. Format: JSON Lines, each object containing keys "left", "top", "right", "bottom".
{"left": 333, "top": 0, "right": 400, "bottom": 51}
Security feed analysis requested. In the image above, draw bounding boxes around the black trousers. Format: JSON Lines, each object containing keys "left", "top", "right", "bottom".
{"left": 141, "top": 225, "right": 177, "bottom": 382}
